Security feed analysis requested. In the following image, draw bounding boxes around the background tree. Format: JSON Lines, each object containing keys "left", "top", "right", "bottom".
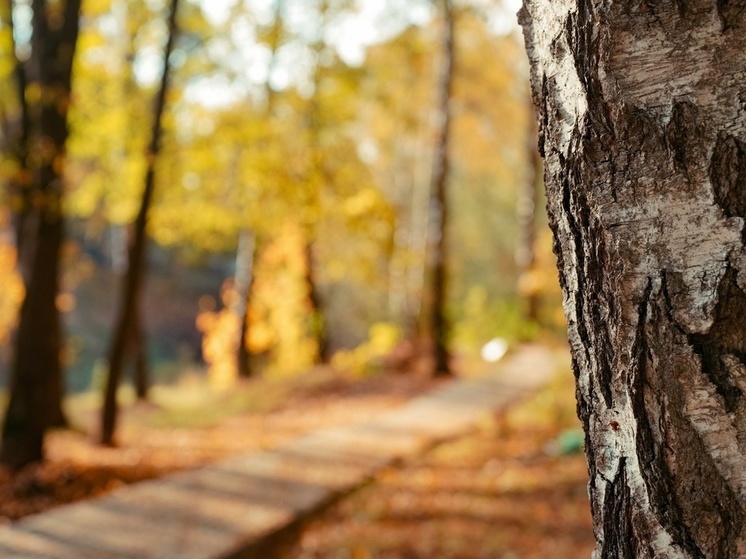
{"left": 0, "top": 0, "right": 540, "bottom": 422}
{"left": 66, "top": 0, "right": 168, "bottom": 398}
{"left": 0, "top": 0, "right": 82, "bottom": 469}
{"left": 515, "top": 99, "right": 542, "bottom": 324}
{"left": 429, "top": 0, "right": 455, "bottom": 376}
{"left": 521, "top": 1, "right": 746, "bottom": 556}
{"left": 232, "top": 0, "right": 284, "bottom": 378}
{"left": 361, "top": 23, "right": 436, "bottom": 340}
{"left": 101, "top": 0, "right": 180, "bottom": 446}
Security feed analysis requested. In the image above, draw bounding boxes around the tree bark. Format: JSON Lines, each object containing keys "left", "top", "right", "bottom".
{"left": 520, "top": 1, "right": 746, "bottom": 557}
{"left": 430, "top": 0, "right": 455, "bottom": 376}
{"left": 0, "top": 0, "right": 81, "bottom": 470}
{"left": 101, "top": 0, "right": 179, "bottom": 446}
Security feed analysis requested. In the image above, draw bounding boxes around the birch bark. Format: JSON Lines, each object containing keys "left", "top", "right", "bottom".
{"left": 520, "top": 1, "right": 746, "bottom": 557}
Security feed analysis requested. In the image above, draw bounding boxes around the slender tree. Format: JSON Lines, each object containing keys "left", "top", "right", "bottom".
{"left": 123, "top": 1, "right": 153, "bottom": 400}
{"left": 361, "top": 25, "right": 436, "bottom": 341}
{"left": 522, "top": 1, "right": 746, "bottom": 556}
{"left": 0, "top": 0, "right": 82, "bottom": 469}
{"left": 101, "top": 0, "right": 180, "bottom": 446}
{"left": 430, "top": 0, "right": 455, "bottom": 376}
{"left": 131, "top": 317, "right": 149, "bottom": 399}
{"left": 234, "top": 228, "right": 256, "bottom": 377}
{"left": 233, "top": 0, "right": 284, "bottom": 377}
{"left": 303, "top": 4, "right": 333, "bottom": 364}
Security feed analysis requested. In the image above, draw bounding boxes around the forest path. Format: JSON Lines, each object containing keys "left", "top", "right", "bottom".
{"left": 0, "top": 345, "right": 560, "bottom": 559}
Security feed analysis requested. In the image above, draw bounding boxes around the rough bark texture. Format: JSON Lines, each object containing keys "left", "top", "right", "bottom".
{"left": 430, "top": 0, "right": 455, "bottom": 376}
{"left": 101, "top": 0, "right": 179, "bottom": 446}
{"left": 520, "top": 1, "right": 746, "bottom": 557}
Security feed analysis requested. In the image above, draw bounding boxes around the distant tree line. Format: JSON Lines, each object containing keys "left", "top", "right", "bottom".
{"left": 0, "top": 0, "right": 539, "bottom": 469}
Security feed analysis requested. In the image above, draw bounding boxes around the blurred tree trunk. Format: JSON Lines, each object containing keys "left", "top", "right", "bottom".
{"left": 123, "top": 1, "right": 151, "bottom": 401}
{"left": 304, "top": 26, "right": 331, "bottom": 364}
{"left": 522, "top": 1, "right": 746, "bottom": 556}
{"left": 2, "top": 5, "right": 31, "bottom": 275}
{"left": 0, "top": 4, "right": 58, "bottom": 435}
{"left": 0, "top": 0, "right": 81, "bottom": 470}
{"left": 131, "top": 314, "right": 149, "bottom": 400}
{"left": 3, "top": 3, "right": 68, "bottom": 434}
{"left": 515, "top": 101, "right": 542, "bottom": 324}
{"left": 101, "top": 0, "right": 179, "bottom": 446}
{"left": 304, "top": 240, "right": 330, "bottom": 363}
{"left": 231, "top": 0, "right": 283, "bottom": 377}
{"left": 233, "top": 229, "right": 256, "bottom": 378}
{"left": 430, "top": 0, "right": 454, "bottom": 377}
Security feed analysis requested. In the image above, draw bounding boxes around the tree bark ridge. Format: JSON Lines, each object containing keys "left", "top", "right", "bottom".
{"left": 520, "top": 0, "right": 746, "bottom": 556}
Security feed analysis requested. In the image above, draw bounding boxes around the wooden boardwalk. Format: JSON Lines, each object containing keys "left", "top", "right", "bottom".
{"left": 0, "top": 345, "right": 560, "bottom": 559}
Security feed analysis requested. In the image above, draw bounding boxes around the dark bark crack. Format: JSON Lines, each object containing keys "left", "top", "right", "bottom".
{"left": 658, "top": 270, "right": 745, "bottom": 558}
{"left": 666, "top": 102, "right": 705, "bottom": 181}
{"left": 631, "top": 278, "right": 705, "bottom": 558}
{"left": 562, "top": 147, "right": 614, "bottom": 409}
{"left": 689, "top": 265, "right": 746, "bottom": 414}
{"left": 716, "top": 0, "right": 746, "bottom": 31}
{"left": 709, "top": 133, "right": 746, "bottom": 222}
{"left": 601, "top": 458, "right": 637, "bottom": 559}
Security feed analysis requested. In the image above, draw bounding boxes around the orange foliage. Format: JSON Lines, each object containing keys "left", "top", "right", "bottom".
{"left": 196, "top": 282, "right": 241, "bottom": 388}
{"left": 249, "top": 223, "right": 318, "bottom": 375}
{"left": 0, "top": 211, "right": 24, "bottom": 345}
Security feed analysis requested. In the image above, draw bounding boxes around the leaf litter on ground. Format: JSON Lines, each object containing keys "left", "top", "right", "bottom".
{"left": 284, "top": 367, "right": 594, "bottom": 559}
{"left": 0, "top": 351, "right": 594, "bottom": 559}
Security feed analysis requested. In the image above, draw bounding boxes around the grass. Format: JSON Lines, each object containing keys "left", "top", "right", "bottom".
{"left": 59, "top": 364, "right": 359, "bottom": 431}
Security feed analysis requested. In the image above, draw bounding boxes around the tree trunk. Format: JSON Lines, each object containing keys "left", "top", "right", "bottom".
{"left": 4, "top": 5, "right": 32, "bottom": 279}
{"left": 1, "top": 202, "right": 64, "bottom": 468}
{"left": 430, "top": 0, "right": 455, "bottom": 377}
{"left": 101, "top": 0, "right": 179, "bottom": 446}
{"left": 230, "top": 0, "right": 282, "bottom": 376}
{"left": 131, "top": 314, "right": 149, "bottom": 400}
{"left": 520, "top": 1, "right": 746, "bottom": 557}
{"left": 404, "top": 118, "right": 435, "bottom": 338}
{"left": 0, "top": 0, "right": 81, "bottom": 470}
{"left": 304, "top": 240, "right": 330, "bottom": 363}
{"left": 233, "top": 229, "right": 256, "bottom": 378}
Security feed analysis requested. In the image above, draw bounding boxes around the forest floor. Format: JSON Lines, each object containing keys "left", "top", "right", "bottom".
{"left": 285, "top": 365, "right": 594, "bottom": 559}
{"left": 0, "top": 347, "right": 594, "bottom": 557}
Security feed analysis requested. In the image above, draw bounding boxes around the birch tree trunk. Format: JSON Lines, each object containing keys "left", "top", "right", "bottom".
{"left": 520, "top": 1, "right": 746, "bottom": 557}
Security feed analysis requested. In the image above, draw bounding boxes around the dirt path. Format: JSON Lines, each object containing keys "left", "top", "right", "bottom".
{"left": 1, "top": 364, "right": 442, "bottom": 522}
{"left": 0, "top": 345, "right": 591, "bottom": 558}
{"left": 286, "top": 357, "right": 594, "bottom": 558}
